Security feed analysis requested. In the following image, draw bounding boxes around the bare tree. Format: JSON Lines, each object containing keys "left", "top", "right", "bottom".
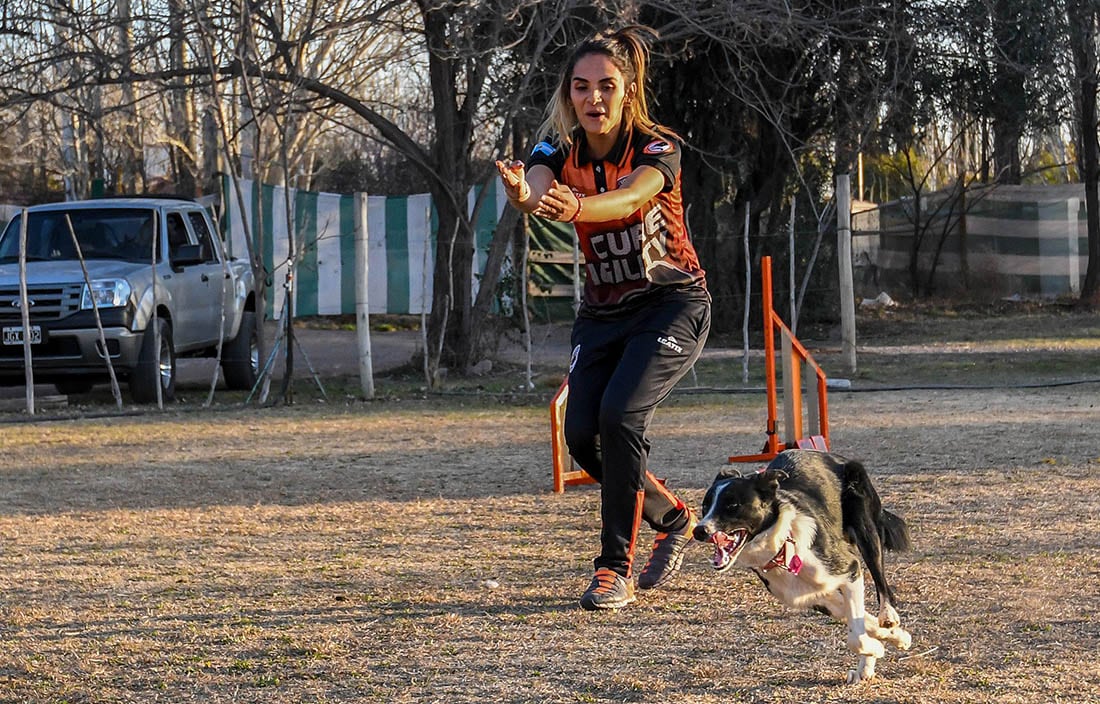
{"left": 633, "top": 1, "right": 912, "bottom": 328}
{"left": 2, "top": 0, "right": 1096, "bottom": 350}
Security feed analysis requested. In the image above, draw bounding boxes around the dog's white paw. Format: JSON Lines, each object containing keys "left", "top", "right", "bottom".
{"left": 894, "top": 627, "right": 912, "bottom": 651}
{"left": 879, "top": 604, "right": 900, "bottom": 629}
{"left": 849, "top": 633, "right": 885, "bottom": 658}
{"left": 846, "top": 663, "right": 877, "bottom": 684}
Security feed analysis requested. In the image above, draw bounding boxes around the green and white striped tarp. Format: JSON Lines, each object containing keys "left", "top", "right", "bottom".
{"left": 221, "top": 176, "right": 508, "bottom": 318}
{"left": 855, "top": 184, "right": 1089, "bottom": 297}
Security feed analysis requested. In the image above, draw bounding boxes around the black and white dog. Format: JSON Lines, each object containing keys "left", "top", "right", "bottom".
{"left": 694, "top": 450, "right": 912, "bottom": 683}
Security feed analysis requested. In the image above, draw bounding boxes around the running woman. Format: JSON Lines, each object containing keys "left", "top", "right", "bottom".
{"left": 496, "top": 25, "right": 710, "bottom": 610}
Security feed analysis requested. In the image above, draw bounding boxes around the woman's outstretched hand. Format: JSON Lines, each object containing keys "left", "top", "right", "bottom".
{"left": 495, "top": 160, "right": 530, "bottom": 203}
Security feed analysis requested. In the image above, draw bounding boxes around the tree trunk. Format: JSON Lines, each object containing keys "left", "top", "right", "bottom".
{"left": 991, "top": 0, "right": 1042, "bottom": 185}
{"left": 908, "top": 193, "right": 923, "bottom": 298}
{"left": 117, "top": 0, "right": 141, "bottom": 193}
{"left": 168, "top": 0, "right": 196, "bottom": 196}
{"left": 1068, "top": 0, "right": 1100, "bottom": 305}
{"left": 471, "top": 202, "right": 522, "bottom": 349}
{"left": 420, "top": 1, "right": 493, "bottom": 377}
{"left": 425, "top": 189, "right": 477, "bottom": 378}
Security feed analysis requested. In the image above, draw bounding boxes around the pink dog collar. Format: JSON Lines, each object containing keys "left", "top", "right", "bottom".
{"left": 763, "top": 537, "right": 802, "bottom": 575}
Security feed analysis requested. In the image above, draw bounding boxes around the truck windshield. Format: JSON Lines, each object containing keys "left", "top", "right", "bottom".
{"left": 0, "top": 208, "right": 158, "bottom": 263}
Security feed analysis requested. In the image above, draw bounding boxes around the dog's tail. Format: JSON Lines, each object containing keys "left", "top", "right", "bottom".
{"left": 880, "top": 509, "right": 911, "bottom": 553}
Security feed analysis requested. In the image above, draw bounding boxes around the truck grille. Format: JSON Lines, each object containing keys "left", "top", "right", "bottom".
{"left": 0, "top": 284, "right": 84, "bottom": 324}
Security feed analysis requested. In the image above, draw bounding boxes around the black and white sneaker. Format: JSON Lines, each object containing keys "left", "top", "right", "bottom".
{"left": 637, "top": 510, "right": 696, "bottom": 590}
{"left": 579, "top": 568, "right": 636, "bottom": 610}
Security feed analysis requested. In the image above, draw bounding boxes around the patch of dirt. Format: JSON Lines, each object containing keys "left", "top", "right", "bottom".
{"left": 0, "top": 310, "right": 1097, "bottom": 702}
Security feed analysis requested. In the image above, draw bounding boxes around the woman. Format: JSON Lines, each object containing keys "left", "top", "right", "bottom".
{"left": 496, "top": 25, "right": 710, "bottom": 610}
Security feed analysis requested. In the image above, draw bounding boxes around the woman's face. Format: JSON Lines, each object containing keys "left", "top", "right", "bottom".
{"left": 569, "top": 52, "right": 634, "bottom": 138}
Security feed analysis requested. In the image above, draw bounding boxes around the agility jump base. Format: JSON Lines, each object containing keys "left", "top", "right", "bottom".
{"left": 550, "top": 255, "right": 830, "bottom": 491}
{"left": 729, "top": 255, "right": 830, "bottom": 463}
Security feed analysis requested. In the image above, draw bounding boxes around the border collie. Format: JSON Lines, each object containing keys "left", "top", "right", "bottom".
{"left": 694, "top": 449, "right": 912, "bottom": 683}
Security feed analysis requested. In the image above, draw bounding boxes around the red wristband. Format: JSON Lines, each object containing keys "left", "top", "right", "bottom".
{"left": 568, "top": 198, "right": 582, "bottom": 223}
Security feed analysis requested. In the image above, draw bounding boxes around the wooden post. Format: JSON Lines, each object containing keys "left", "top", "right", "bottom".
{"left": 519, "top": 213, "right": 533, "bottom": 391}
{"left": 788, "top": 197, "right": 797, "bottom": 333}
{"left": 18, "top": 209, "right": 34, "bottom": 415}
{"left": 741, "top": 206, "right": 751, "bottom": 384}
{"left": 354, "top": 192, "right": 375, "bottom": 399}
{"left": 1068, "top": 197, "right": 1082, "bottom": 295}
{"left": 836, "top": 174, "right": 857, "bottom": 374}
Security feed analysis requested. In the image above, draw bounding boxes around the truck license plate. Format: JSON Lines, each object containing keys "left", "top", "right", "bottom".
{"left": 2, "top": 326, "right": 42, "bottom": 345}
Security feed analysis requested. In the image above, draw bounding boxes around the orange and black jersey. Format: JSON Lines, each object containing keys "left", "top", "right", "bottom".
{"left": 527, "top": 124, "right": 706, "bottom": 317}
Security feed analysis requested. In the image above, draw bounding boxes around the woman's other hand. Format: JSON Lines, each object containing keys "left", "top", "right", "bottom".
{"left": 534, "top": 180, "right": 582, "bottom": 223}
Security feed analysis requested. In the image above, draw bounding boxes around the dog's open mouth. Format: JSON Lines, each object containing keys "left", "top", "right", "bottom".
{"left": 708, "top": 530, "right": 748, "bottom": 572}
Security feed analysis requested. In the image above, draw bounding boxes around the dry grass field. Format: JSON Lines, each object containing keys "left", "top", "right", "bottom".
{"left": 1, "top": 305, "right": 1099, "bottom": 703}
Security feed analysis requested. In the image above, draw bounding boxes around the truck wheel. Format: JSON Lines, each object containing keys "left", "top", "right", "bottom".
{"left": 221, "top": 310, "right": 261, "bottom": 391}
{"left": 131, "top": 319, "right": 176, "bottom": 403}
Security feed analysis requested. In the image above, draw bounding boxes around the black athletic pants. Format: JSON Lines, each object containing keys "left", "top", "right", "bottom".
{"left": 564, "top": 287, "right": 711, "bottom": 578}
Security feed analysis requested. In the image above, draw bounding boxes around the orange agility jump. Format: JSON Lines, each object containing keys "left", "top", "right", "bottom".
{"left": 729, "top": 255, "right": 830, "bottom": 463}
{"left": 550, "top": 255, "right": 830, "bottom": 491}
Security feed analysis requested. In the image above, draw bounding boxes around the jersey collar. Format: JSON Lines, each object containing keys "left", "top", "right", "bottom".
{"left": 572, "top": 121, "right": 631, "bottom": 168}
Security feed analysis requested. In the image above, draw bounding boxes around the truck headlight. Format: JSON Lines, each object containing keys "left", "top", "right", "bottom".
{"left": 81, "top": 280, "right": 132, "bottom": 310}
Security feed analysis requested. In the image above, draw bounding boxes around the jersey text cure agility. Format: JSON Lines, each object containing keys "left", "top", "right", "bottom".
{"left": 527, "top": 125, "right": 706, "bottom": 316}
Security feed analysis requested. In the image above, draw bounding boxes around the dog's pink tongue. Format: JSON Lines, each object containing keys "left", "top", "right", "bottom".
{"left": 709, "top": 532, "right": 731, "bottom": 569}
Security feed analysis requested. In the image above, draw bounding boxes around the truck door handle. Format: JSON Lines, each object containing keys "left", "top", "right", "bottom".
{"left": 201, "top": 274, "right": 210, "bottom": 282}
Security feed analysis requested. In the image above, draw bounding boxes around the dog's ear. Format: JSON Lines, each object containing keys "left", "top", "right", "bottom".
{"left": 755, "top": 469, "right": 788, "bottom": 493}
{"left": 714, "top": 466, "right": 743, "bottom": 482}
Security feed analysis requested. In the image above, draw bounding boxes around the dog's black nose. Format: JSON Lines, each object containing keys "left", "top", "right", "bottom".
{"left": 692, "top": 524, "right": 711, "bottom": 542}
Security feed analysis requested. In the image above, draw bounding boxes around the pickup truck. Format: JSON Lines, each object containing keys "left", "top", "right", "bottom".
{"left": 0, "top": 197, "right": 262, "bottom": 402}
